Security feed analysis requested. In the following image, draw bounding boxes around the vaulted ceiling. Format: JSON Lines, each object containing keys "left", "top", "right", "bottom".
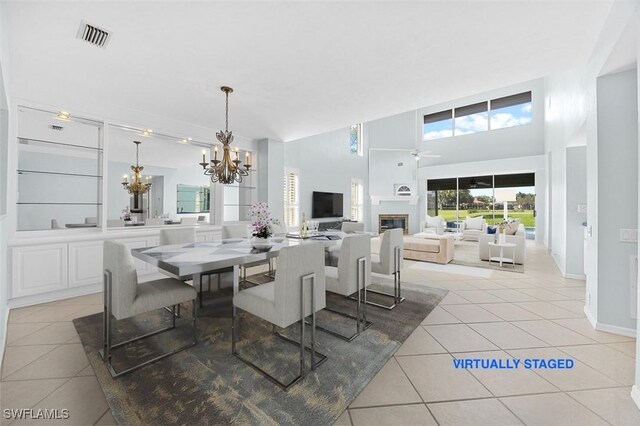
{"left": 5, "top": 1, "right": 614, "bottom": 141}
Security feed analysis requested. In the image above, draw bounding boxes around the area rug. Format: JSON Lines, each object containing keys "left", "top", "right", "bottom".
{"left": 73, "top": 278, "right": 445, "bottom": 425}
{"left": 452, "top": 240, "right": 524, "bottom": 273}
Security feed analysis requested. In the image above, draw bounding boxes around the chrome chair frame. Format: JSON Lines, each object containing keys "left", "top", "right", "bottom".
{"left": 317, "top": 257, "right": 372, "bottom": 342}
{"left": 351, "top": 245, "right": 404, "bottom": 310}
{"left": 232, "top": 273, "right": 327, "bottom": 390}
{"left": 100, "top": 270, "right": 198, "bottom": 378}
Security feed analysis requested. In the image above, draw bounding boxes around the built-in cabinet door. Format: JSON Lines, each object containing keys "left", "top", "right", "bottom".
{"left": 68, "top": 241, "right": 103, "bottom": 288}
{"left": 11, "top": 243, "right": 68, "bottom": 298}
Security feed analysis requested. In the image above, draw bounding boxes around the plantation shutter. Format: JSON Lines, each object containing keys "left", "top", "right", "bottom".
{"left": 284, "top": 171, "right": 299, "bottom": 227}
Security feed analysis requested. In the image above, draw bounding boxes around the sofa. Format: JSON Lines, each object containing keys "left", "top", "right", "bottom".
{"left": 461, "top": 217, "right": 487, "bottom": 241}
{"left": 479, "top": 223, "right": 526, "bottom": 265}
{"left": 403, "top": 234, "right": 455, "bottom": 264}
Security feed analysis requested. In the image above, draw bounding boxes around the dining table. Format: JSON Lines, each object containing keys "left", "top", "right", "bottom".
{"left": 130, "top": 231, "right": 376, "bottom": 312}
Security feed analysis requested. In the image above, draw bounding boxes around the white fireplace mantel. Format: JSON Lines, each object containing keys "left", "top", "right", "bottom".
{"left": 371, "top": 195, "right": 419, "bottom": 206}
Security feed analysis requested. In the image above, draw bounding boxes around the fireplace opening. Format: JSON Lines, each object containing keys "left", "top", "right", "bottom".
{"left": 379, "top": 214, "right": 409, "bottom": 234}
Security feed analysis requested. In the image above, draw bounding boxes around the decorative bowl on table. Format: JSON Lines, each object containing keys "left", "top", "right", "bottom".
{"left": 251, "top": 236, "right": 272, "bottom": 249}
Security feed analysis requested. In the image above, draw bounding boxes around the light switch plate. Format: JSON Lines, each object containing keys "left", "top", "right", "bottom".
{"left": 620, "top": 228, "right": 639, "bottom": 243}
{"left": 577, "top": 203, "right": 587, "bottom": 213}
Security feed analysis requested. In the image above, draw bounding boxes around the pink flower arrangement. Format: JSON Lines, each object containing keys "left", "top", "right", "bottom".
{"left": 249, "top": 202, "right": 279, "bottom": 239}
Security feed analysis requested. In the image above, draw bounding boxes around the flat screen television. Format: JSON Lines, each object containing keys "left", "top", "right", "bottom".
{"left": 312, "top": 191, "right": 344, "bottom": 218}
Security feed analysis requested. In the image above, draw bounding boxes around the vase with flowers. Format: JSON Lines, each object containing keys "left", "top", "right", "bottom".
{"left": 497, "top": 219, "right": 510, "bottom": 244}
{"left": 249, "top": 202, "right": 280, "bottom": 248}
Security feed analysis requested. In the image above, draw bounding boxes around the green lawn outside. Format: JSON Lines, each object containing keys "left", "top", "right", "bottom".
{"left": 433, "top": 209, "right": 536, "bottom": 227}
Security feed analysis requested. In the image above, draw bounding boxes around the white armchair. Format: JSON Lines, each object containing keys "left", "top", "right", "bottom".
{"left": 461, "top": 217, "right": 487, "bottom": 241}
{"left": 479, "top": 224, "right": 526, "bottom": 265}
{"left": 420, "top": 215, "right": 446, "bottom": 235}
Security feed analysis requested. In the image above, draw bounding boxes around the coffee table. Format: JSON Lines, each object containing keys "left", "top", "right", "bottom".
{"left": 487, "top": 242, "right": 516, "bottom": 268}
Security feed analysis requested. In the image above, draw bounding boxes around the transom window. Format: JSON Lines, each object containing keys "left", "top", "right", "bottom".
{"left": 349, "top": 123, "right": 363, "bottom": 155}
{"left": 423, "top": 91, "right": 532, "bottom": 141}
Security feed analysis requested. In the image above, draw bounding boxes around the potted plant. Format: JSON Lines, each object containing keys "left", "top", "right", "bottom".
{"left": 249, "top": 202, "right": 279, "bottom": 248}
{"left": 497, "top": 219, "right": 510, "bottom": 244}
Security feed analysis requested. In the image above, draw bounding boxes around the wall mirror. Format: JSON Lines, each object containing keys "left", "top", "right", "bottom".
{"left": 16, "top": 107, "right": 103, "bottom": 231}
{"left": 107, "top": 124, "right": 212, "bottom": 226}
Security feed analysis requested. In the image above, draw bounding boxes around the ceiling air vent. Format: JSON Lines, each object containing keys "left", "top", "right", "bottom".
{"left": 76, "top": 20, "right": 111, "bottom": 49}
{"left": 49, "top": 125, "right": 64, "bottom": 131}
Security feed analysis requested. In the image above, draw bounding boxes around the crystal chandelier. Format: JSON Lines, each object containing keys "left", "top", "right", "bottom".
{"left": 199, "top": 86, "right": 252, "bottom": 184}
{"left": 121, "top": 141, "right": 152, "bottom": 195}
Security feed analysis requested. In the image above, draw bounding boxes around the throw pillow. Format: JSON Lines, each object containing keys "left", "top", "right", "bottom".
{"left": 466, "top": 217, "right": 484, "bottom": 230}
{"left": 505, "top": 219, "right": 521, "bottom": 235}
{"left": 487, "top": 226, "right": 497, "bottom": 234}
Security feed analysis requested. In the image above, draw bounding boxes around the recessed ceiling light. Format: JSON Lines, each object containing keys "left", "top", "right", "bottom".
{"left": 179, "top": 139, "right": 188, "bottom": 144}
{"left": 57, "top": 111, "right": 70, "bottom": 120}
{"left": 142, "top": 129, "right": 153, "bottom": 136}
{"left": 187, "top": 137, "right": 192, "bottom": 141}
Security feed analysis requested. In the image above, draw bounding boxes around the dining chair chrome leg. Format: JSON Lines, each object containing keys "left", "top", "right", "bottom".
{"left": 315, "top": 257, "right": 373, "bottom": 341}
{"left": 352, "top": 245, "right": 404, "bottom": 310}
{"left": 99, "top": 270, "right": 198, "bottom": 378}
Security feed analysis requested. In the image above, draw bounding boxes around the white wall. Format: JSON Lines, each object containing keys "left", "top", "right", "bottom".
{"left": 565, "top": 146, "right": 587, "bottom": 277}
{"left": 596, "top": 68, "right": 638, "bottom": 330}
{"left": 0, "top": 0, "right": 11, "bottom": 366}
{"left": 284, "top": 127, "right": 369, "bottom": 224}
{"left": 543, "top": 69, "right": 588, "bottom": 275}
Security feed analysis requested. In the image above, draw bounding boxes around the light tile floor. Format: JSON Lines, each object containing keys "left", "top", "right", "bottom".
{"left": 0, "top": 242, "right": 638, "bottom": 425}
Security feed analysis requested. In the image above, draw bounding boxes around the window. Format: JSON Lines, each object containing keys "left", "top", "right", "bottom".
{"left": 350, "top": 179, "right": 364, "bottom": 222}
{"left": 490, "top": 92, "right": 532, "bottom": 130}
{"left": 422, "top": 91, "right": 532, "bottom": 141}
{"left": 454, "top": 102, "right": 488, "bottom": 135}
{"left": 284, "top": 169, "right": 300, "bottom": 227}
{"left": 349, "top": 123, "right": 363, "bottom": 155}
{"left": 423, "top": 110, "right": 453, "bottom": 141}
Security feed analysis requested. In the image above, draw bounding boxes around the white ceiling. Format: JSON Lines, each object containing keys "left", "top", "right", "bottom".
{"left": 5, "top": 1, "right": 614, "bottom": 142}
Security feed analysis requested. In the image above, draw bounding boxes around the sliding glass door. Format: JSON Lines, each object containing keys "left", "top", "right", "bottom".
{"left": 426, "top": 173, "right": 535, "bottom": 237}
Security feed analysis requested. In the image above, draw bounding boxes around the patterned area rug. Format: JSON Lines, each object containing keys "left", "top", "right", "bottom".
{"left": 452, "top": 240, "right": 524, "bottom": 273}
{"left": 73, "top": 278, "right": 445, "bottom": 425}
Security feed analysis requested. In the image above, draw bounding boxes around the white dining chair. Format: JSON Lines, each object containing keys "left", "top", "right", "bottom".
{"left": 101, "top": 240, "right": 198, "bottom": 377}
{"left": 159, "top": 227, "right": 215, "bottom": 309}
{"left": 366, "top": 228, "right": 404, "bottom": 310}
{"left": 159, "top": 227, "right": 196, "bottom": 245}
{"left": 233, "top": 243, "right": 327, "bottom": 390}
{"left": 341, "top": 222, "right": 364, "bottom": 233}
{"left": 180, "top": 217, "right": 198, "bottom": 225}
{"left": 146, "top": 217, "right": 165, "bottom": 226}
{"left": 322, "top": 233, "right": 372, "bottom": 341}
{"left": 222, "top": 222, "right": 251, "bottom": 239}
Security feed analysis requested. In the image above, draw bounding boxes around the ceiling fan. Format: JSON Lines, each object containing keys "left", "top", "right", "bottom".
{"left": 468, "top": 177, "right": 491, "bottom": 188}
{"left": 411, "top": 149, "right": 441, "bottom": 161}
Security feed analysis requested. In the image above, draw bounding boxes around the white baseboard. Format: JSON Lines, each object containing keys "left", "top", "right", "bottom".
{"left": 583, "top": 305, "right": 637, "bottom": 337}
{"left": 563, "top": 272, "right": 586, "bottom": 280}
{"left": 0, "top": 307, "right": 10, "bottom": 372}
{"left": 595, "top": 322, "right": 637, "bottom": 338}
{"left": 584, "top": 305, "right": 597, "bottom": 328}
{"left": 8, "top": 284, "right": 102, "bottom": 309}
{"left": 631, "top": 386, "right": 640, "bottom": 411}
